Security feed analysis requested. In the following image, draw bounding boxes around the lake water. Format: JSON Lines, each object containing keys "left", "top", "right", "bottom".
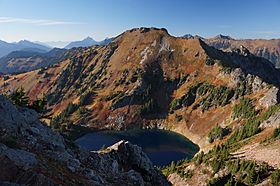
{"left": 75, "top": 129, "right": 199, "bottom": 166}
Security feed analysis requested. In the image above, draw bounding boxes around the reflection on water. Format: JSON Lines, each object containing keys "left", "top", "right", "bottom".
{"left": 75, "top": 129, "right": 199, "bottom": 166}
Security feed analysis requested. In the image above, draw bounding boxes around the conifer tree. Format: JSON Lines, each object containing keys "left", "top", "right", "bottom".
{"left": 9, "top": 87, "right": 29, "bottom": 107}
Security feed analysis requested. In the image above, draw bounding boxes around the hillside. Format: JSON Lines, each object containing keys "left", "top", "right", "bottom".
{"left": 2, "top": 27, "right": 280, "bottom": 185}
{"left": 205, "top": 35, "right": 280, "bottom": 68}
{"left": 0, "top": 47, "right": 88, "bottom": 74}
{"left": 1, "top": 27, "right": 279, "bottom": 145}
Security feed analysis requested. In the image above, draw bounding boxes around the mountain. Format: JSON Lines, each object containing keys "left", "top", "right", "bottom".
{"left": 205, "top": 35, "right": 280, "bottom": 67}
{"left": 0, "top": 37, "right": 113, "bottom": 74}
{"left": 182, "top": 34, "right": 194, "bottom": 39}
{"left": 0, "top": 94, "right": 169, "bottom": 185}
{"left": 34, "top": 41, "right": 54, "bottom": 48}
{"left": 0, "top": 39, "right": 51, "bottom": 58}
{"left": 64, "top": 37, "right": 98, "bottom": 49}
{"left": 182, "top": 34, "right": 204, "bottom": 40}
{"left": 98, "top": 37, "right": 113, "bottom": 45}
{"left": 64, "top": 36, "right": 113, "bottom": 49}
{"left": 0, "top": 48, "right": 68, "bottom": 74}
{"left": 16, "top": 40, "right": 51, "bottom": 52}
{"left": 44, "top": 41, "right": 70, "bottom": 48}
{"left": 2, "top": 27, "right": 280, "bottom": 185}
{"left": 213, "top": 34, "right": 233, "bottom": 40}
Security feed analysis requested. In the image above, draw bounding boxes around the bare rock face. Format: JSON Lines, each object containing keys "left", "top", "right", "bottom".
{"left": 235, "top": 45, "right": 251, "bottom": 57}
{"left": 0, "top": 95, "right": 170, "bottom": 186}
{"left": 251, "top": 76, "right": 265, "bottom": 93}
{"left": 230, "top": 68, "right": 245, "bottom": 86}
{"left": 108, "top": 140, "right": 153, "bottom": 172}
{"left": 259, "top": 87, "right": 280, "bottom": 108}
{"left": 260, "top": 110, "right": 280, "bottom": 128}
{"left": 0, "top": 144, "right": 38, "bottom": 170}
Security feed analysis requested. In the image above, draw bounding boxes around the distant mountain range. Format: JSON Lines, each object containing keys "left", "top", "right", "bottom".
{"left": 0, "top": 40, "right": 52, "bottom": 58}
{"left": 64, "top": 37, "right": 113, "bottom": 49}
{"left": 0, "top": 37, "right": 114, "bottom": 74}
{"left": 0, "top": 36, "right": 113, "bottom": 59}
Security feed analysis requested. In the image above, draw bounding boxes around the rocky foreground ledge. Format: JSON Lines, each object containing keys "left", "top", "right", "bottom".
{"left": 0, "top": 95, "right": 170, "bottom": 186}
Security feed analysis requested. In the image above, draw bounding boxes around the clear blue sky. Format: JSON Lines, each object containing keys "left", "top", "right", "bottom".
{"left": 0, "top": 0, "right": 279, "bottom": 42}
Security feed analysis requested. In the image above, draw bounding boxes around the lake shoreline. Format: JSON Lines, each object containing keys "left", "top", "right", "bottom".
{"left": 75, "top": 128, "right": 199, "bottom": 166}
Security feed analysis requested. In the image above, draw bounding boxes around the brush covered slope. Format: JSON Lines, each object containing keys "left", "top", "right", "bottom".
{"left": 2, "top": 27, "right": 280, "bottom": 185}
{"left": 0, "top": 94, "right": 169, "bottom": 186}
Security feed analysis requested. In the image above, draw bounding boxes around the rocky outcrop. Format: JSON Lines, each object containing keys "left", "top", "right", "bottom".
{"left": 0, "top": 95, "right": 170, "bottom": 186}
{"left": 260, "top": 110, "right": 280, "bottom": 128}
{"left": 0, "top": 144, "right": 38, "bottom": 170}
{"left": 234, "top": 45, "right": 251, "bottom": 57}
{"left": 259, "top": 87, "right": 280, "bottom": 108}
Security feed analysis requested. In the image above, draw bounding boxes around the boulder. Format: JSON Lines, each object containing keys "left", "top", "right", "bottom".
{"left": 108, "top": 140, "right": 154, "bottom": 172}
{"left": 106, "top": 140, "right": 170, "bottom": 186}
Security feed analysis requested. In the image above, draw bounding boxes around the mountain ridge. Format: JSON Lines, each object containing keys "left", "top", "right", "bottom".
{"left": 204, "top": 35, "right": 280, "bottom": 67}
{"left": 180, "top": 33, "right": 280, "bottom": 67}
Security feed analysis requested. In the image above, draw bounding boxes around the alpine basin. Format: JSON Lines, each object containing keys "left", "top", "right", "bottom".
{"left": 75, "top": 129, "right": 199, "bottom": 166}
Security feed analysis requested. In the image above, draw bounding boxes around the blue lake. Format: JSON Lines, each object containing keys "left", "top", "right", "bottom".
{"left": 75, "top": 129, "right": 199, "bottom": 166}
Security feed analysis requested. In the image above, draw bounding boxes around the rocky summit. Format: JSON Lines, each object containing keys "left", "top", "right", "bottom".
{"left": 0, "top": 95, "right": 170, "bottom": 185}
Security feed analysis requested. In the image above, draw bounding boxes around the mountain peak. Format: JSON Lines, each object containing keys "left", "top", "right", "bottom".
{"left": 125, "top": 27, "right": 169, "bottom": 35}
{"left": 182, "top": 34, "right": 205, "bottom": 40}
{"left": 83, "top": 36, "right": 95, "bottom": 41}
{"left": 0, "top": 40, "right": 9, "bottom": 45}
{"left": 182, "top": 34, "right": 194, "bottom": 39}
{"left": 17, "top": 39, "right": 33, "bottom": 45}
{"left": 214, "top": 34, "right": 233, "bottom": 40}
{"left": 64, "top": 37, "right": 98, "bottom": 49}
